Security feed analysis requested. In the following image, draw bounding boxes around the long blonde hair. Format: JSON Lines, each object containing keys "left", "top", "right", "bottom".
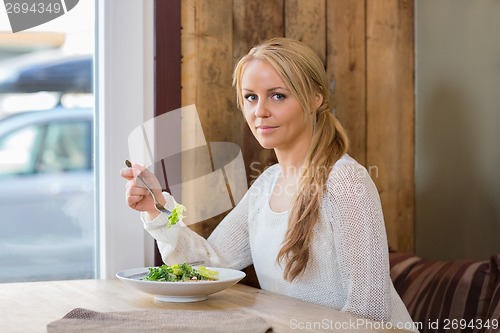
{"left": 233, "top": 37, "right": 349, "bottom": 281}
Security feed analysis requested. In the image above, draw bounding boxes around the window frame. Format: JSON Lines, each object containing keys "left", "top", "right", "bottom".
{"left": 95, "top": 0, "right": 155, "bottom": 279}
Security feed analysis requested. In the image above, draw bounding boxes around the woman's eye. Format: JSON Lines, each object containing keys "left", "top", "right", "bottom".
{"left": 244, "top": 94, "right": 257, "bottom": 102}
{"left": 272, "top": 93, "right": 286, "bottom": 100}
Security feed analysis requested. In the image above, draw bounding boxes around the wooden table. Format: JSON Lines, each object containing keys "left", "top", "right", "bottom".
{"left": 0, "top": 279, "right": 409, "bottom": 332}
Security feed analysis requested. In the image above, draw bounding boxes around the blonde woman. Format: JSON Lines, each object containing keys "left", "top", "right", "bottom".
{"left": 121, "top": 37, "right": 415, "bottom": 327}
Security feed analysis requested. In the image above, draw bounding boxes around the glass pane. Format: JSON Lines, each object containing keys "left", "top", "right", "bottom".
{"left": 0, "top": 2, "right": 95, "bottom": 282}
{"left": 0, "top": 112, "right": 95, "bottom": 283}
{"left": 37, "top": 121, "right": 91, "bottom": 172}
{"left": 0, "top": 125, "right": 39, "bottom": 175}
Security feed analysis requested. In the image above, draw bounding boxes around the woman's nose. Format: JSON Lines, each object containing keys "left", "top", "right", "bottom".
{"left": 254, "top": 101, "right": 270, "bottom": 118}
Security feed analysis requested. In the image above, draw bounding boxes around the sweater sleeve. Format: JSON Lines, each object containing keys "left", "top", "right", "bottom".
{"left": 141, "top": 190, "right": 252, "bottom": 270}
{"left": 325, "top": 161, "right": 391, "bottom": 322}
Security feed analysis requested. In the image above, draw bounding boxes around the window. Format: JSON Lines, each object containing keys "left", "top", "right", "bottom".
{"left": 0, "top": 2, "right": 95, "bottom": 283}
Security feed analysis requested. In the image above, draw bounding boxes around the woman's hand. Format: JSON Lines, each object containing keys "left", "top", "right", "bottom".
{"left": 120, "top": 162, "right": 165, "bottom": 218}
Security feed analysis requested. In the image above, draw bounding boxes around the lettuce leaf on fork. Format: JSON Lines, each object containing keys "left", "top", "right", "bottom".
{"left": 167, "top": 203, "right": 186, "bottom": 228}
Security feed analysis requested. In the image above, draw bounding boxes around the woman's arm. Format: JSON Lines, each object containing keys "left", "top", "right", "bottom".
{"left": 326, "top": 161, "right": 391, "bottom": 322}
{"left": 142, "top": 190, "right": 253, "bottom": 270}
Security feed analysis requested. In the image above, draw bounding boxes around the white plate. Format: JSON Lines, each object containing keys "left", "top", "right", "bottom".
{"left": 116, "top": 266, "right": 246, "bottom": 302}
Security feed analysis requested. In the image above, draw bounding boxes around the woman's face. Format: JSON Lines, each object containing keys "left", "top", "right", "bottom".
{"left": 240, "top": 59, "right": 314, "bottom": 152}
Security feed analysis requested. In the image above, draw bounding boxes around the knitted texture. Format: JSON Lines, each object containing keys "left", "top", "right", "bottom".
{"left": 142, "top": 154, "right": 416, "bottom": 328}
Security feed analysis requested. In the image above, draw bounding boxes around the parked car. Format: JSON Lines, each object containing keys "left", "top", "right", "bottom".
{"left": 0, "top": 50, "right": 92, "bottom": 93}
{"left": 0, "top": 107, "right": 94, "bottom": 282}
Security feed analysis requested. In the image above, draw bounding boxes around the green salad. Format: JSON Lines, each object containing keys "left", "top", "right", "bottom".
{"left": 143, "top": 263, "right": 219, "bottom": 282}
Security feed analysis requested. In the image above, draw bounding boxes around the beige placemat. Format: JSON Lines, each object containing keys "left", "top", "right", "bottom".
{"left": 47, "top": 308, "right": 273, "bottom": 333}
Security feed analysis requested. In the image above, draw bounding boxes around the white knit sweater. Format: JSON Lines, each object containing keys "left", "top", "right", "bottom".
{"left": 141, "top": 154, "right": 415, "bottom": 328}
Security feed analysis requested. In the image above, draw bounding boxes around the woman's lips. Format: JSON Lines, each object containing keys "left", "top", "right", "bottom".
{"left": 256, "top": 125, "right": 278, "bottom": 134}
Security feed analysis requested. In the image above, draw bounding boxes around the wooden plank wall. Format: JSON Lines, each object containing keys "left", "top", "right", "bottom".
{"left": 366, "top": 0, "right": 415, "bottom": 253}
{"left": 177, "top": 0, "right": 414, "bottom": 253}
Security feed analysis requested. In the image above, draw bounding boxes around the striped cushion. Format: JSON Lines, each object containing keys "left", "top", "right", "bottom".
{"left": 485, "top": 284, "right": 500, "bottom": 333}
{"left": 485, "top": 255, "right": 500, "bottom": 333}
{"left": 389, "top": 253, "right": 499, "bottom": 333}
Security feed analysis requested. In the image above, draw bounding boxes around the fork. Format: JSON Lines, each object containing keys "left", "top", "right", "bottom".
{"left": 125, "top": 160, "right": 172, "bottom": 217}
